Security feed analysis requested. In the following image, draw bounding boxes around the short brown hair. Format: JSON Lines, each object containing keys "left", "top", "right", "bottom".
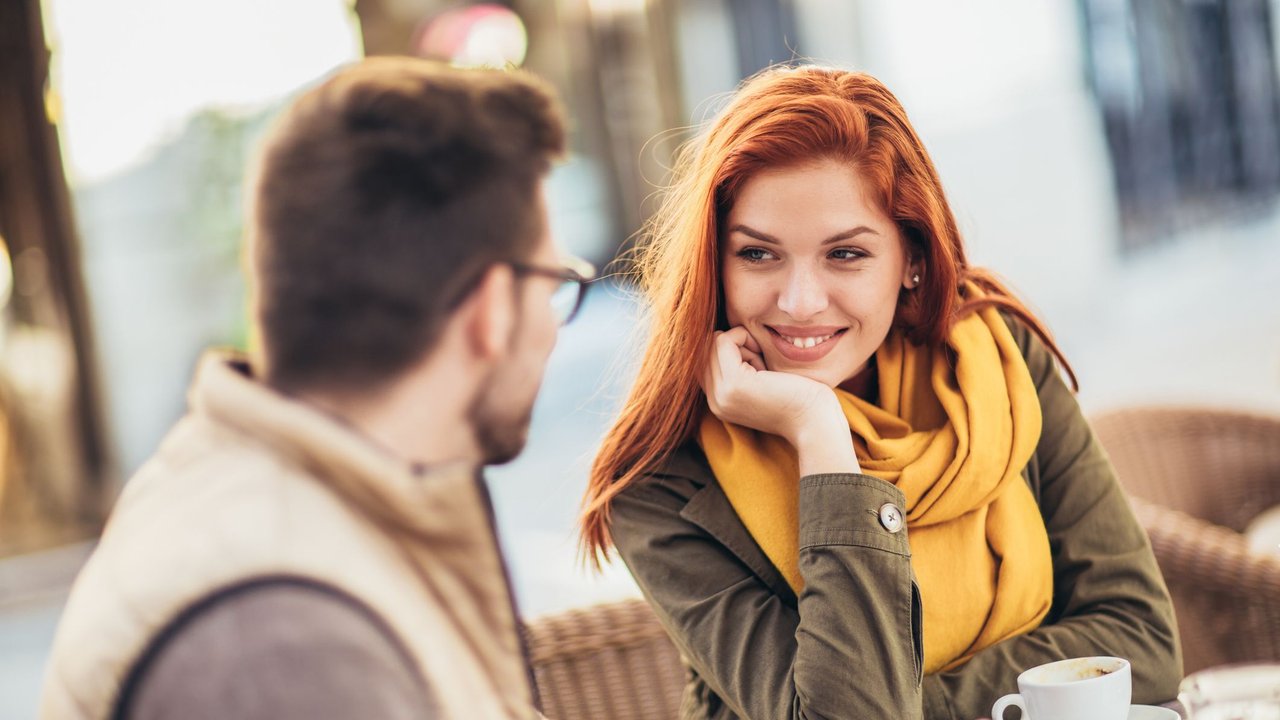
{"left": 249, "top": 57, "right": 566, "bottom": 393}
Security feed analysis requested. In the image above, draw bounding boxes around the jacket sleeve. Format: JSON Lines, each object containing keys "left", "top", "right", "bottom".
{"left": 611, "top": 469, "right": 925, "bottom": 720}
{"left": 920, "top": 321, "right": 1183, "bottom": 719}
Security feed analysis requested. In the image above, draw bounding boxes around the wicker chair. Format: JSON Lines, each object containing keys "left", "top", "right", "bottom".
{"left": 523, "top": 597, "right": 685, "bottom": 720}
{"left": 1090, "top": 405, "right": 1280, "bottom": 673}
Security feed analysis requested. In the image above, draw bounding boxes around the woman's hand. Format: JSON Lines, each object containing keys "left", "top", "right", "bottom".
{"left": 703, "top": 327, "right": 860, "bottom": 475}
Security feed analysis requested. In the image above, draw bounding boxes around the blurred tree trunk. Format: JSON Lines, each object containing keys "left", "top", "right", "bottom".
{"left": 0, "top": 0, "right": 110, "bottom": 550}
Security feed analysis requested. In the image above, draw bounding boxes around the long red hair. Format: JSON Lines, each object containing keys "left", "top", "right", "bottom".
{"left": 580, "top": 66, "right": 1076, "bottom": 567}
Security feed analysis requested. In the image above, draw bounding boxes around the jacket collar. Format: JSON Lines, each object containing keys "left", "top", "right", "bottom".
{"left": 663, "top": 444, "right": 799, "bottom": 606}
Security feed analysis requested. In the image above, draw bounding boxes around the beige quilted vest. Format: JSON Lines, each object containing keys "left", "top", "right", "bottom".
{"left": 39, "top": 354, "right": 536, "bottom": 719}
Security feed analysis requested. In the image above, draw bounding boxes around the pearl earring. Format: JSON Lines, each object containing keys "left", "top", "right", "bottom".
{"left": 912, "top": 273, "right": 921, "bottom": 286}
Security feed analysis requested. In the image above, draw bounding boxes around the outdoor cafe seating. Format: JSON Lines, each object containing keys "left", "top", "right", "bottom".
{"left": 522, "top": 404, "right": 1280, "bottom": 719}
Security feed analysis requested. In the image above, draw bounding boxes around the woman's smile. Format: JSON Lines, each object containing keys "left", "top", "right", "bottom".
{"left": 765, "top": 324, "right": 848, "bottom": 362}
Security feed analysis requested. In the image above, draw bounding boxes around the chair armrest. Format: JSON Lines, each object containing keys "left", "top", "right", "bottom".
{"left": 1130, "top": 496, "right": 1280, "bottom": 598}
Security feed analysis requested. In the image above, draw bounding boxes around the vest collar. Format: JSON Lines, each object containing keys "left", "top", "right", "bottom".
{"left": 187, "top": 351, "right": 536, "bottom": 716}
{"left": 189, "top": 352, "right": 463, "bottom": 495}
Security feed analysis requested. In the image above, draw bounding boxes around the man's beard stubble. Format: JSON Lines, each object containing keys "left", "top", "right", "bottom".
{"left": 466, "top": 365, "right": 536, "bottom": 466}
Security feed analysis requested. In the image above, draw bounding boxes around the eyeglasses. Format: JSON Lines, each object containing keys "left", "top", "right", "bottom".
{"left": 509, "top": 256, "right": 596, "bottom": 326}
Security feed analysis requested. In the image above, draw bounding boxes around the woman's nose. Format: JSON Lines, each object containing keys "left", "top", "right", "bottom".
{"left": 776, "top": 264, "right": 829, "bottom": 320}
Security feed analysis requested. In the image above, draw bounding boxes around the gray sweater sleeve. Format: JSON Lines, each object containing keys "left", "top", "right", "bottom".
{"left": 118, "top": 578, "right": 436, "bottom": 720}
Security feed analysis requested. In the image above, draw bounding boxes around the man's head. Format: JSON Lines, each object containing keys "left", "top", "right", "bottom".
{"left": 247, "top": 57, "right": 570, "bottom": 464}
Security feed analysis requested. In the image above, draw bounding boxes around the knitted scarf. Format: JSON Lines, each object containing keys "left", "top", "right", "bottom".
{"left": 699, "top": 301, "right": 1053, "bottom": 673}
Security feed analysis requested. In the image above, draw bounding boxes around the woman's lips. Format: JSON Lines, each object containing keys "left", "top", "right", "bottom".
{"left": 765, "top": 325, "right": 847, "bottom": 363}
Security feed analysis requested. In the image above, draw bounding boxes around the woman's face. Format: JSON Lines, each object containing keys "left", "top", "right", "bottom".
{"left": 721, "top": 157, "right": 916, "bottom": 388}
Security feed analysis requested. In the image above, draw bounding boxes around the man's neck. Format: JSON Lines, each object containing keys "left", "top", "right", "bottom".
{"left": 295, "top": 359, "right": 484, "bottom": 470}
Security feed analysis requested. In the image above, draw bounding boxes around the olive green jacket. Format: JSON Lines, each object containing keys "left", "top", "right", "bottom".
{"left": 609, "top": 319, "right": 1183, "bottom": 720}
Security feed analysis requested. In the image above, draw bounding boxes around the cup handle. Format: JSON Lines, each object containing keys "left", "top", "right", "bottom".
{"left": 991, "top": 693, "right": 1025, "bottom": 720}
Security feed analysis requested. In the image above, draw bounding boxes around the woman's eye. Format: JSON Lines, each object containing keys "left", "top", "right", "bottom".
{"left": 737, "top": 247, "right": 775, "bottom": 262}
{"left": 830, "top": 248, "right": 866, "bottom": 261}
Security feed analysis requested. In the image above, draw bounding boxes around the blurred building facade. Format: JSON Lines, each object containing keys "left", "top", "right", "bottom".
{"left": 2, "top": 1, "right": 1280, "bottom": 715}
{"left": 1, "top": 0, "right": 1278, "bottom": 587}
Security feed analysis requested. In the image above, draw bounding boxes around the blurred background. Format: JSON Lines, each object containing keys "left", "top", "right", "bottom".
{"left": 2, "top": 0, "right": 1280, "bottom": 716}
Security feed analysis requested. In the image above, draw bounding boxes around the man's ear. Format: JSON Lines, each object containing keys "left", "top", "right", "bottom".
{"left": 462, "top": 264, "right": 517, "bottom": 361}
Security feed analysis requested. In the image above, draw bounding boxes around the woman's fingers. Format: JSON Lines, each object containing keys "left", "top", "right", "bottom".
{"left": 719, "top": 327, "right": 762, "bottom": 365}
{"left": 722, "top": 326, "right": 766, "bottom": 372}
{"left": 720, "top": 326, "right": 751, "bottom": 352}
{"left": 701, "top": 332, "right": 722, "bottom": 392}
{"left": 715, "top": 328, "right": 748, "bottom": 376}
{"left": 705, "top": 327, "right": 770, "bottom": 416}
{"left": 706, "top": 330, "right": 746, "bottom": 414}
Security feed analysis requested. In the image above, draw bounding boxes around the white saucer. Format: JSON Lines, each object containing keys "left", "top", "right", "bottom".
{"left": 1129, "top": 705, "right": 1180, "bottom": 720}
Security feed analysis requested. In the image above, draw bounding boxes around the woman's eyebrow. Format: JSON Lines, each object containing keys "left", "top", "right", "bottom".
{"left": 728, "top": 223, "right": 879, "bottom": 245}
{"left": 822, "top": 226, "right": 879, "bottom": 244}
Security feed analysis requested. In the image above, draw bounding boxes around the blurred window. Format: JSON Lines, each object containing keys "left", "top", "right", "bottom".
{"left": 41, "top": 0, "right": 361, "bottom": 483}
{"left": 1080, "top": 0, "right": 1280, "bottom": 250}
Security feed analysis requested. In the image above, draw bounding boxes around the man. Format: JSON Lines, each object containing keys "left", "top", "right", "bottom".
{"left": 40, "top": 57, "right": 590, "bottom": 719}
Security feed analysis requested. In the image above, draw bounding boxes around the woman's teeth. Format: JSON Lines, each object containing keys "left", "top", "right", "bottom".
{"left": 780, "top": 333, "right": 834, "bottom": 349}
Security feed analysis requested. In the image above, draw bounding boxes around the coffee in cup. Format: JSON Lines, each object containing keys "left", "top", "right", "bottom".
{"left": 992, "top": 656, "right": 1132, "bottom": 720}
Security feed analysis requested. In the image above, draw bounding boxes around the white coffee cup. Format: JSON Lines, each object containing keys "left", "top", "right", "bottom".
{"left": 992, "top": 656, "right": 1132, "bottom": 720}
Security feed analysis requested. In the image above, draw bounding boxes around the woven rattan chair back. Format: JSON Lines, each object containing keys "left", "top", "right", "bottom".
{"left": 1091, "top": 405, "right": 1280, "bottom": 672}
{"left": 523, "top": 597, "right": 685, "bottom": 719}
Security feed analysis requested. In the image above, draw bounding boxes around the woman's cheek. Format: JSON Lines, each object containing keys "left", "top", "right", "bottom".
{"left": 722, "top": 294, "right": 753, "bottom": 330}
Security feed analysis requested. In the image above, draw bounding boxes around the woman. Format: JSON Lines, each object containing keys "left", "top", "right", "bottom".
{"left": 579, "top": 66, "right": 1182, "bottom": 720}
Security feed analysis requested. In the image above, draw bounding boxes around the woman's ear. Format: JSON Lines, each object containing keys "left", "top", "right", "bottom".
{"left": 903, "top": 261, "right": 923, "bottom": 289}
{"left": 900, "top": 233, "right": 925, "bottom": 290}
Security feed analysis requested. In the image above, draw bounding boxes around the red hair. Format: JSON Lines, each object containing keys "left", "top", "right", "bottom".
{"left": 580, "top": 66, "right": 1076, "bottom": 567}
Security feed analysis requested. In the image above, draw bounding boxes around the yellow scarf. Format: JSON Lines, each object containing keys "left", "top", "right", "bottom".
{"left": 699, "top": 301, "right": 1053, "bottom": 673}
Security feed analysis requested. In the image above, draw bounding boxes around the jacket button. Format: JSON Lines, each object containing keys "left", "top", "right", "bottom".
{"left": 879, "top": 503, "right": 904, "bottom": 533}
